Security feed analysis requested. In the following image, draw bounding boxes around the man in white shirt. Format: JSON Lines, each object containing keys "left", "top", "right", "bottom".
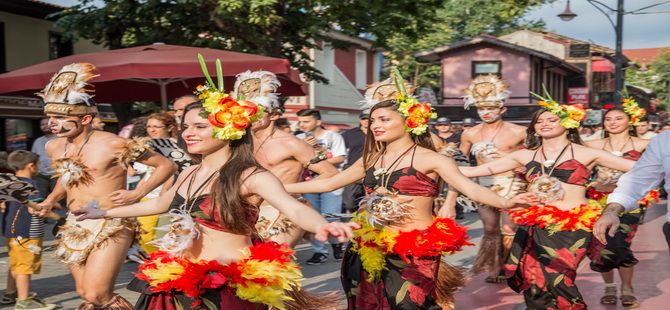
{"left": 594, "top": 131, "right": 670, "bottom": 252}
{"left": 636, "top": 117, "right": 657, "bottom": 139}
{"left": 30, "top": 118, "right": 56, "bottom": 195}
{"left": 296, "top": 109, "right": 347, "bottom": 264}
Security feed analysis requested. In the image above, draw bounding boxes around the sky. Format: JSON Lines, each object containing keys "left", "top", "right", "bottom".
{"left": 44, "top": 0, "right": 670, "bottom": 50}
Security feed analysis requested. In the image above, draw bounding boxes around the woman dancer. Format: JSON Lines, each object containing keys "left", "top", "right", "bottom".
{"left": 285, "top": 70, "right": 533, "bottom": 309}
{"left": 74, "top": 71, "right": 356, "bottom": 309}
{"left": 585, "top": 99, "right": 655, "bottom": 307}
{"left": 460, "top": 94, "right": 635, "bottom": 309}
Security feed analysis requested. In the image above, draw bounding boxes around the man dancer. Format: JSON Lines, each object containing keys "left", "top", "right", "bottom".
{"left": 459, "top": 74, "right": 527, "bottom": 283}
{"left": 231, "top": 71, "right": 338, "bottom": 247}
{"left": 35, "top": 63, "right": 176, "bottom": 309}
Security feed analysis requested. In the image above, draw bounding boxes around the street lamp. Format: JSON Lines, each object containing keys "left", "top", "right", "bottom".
{"left": 558, "top": 0, "right": 670, "bottom": 103}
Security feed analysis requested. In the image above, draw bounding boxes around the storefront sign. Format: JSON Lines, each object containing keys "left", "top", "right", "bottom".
{"left": 567, "top": 87, "right": 589, "bottom": 105}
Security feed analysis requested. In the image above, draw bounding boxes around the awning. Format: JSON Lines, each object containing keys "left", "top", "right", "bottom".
{"left": 592, "top": 59, "right": 614, "bottom": 73}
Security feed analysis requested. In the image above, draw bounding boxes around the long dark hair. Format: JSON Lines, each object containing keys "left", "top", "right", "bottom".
{"left": 362, "top": 100, "right": 435, "bottom": 169}
{"left": 182, "top": 102, "right": 264, "bottom": 235}
{"left": 602, "top": 108, "right": 637, "bottom": 138}
{"left": 525, "top": 109, "right": 583, "bottom": 150}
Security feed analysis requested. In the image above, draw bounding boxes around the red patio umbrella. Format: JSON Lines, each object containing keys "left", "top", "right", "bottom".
{"left": 0, "top": 44, "right": 306, "bottom": 109}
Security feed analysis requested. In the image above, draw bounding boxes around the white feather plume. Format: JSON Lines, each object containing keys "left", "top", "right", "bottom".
{"left": 38, "top": 63, "right": 99, "bottom": 106}
{"left": 232, "top": 70, "right": 281, "bottom": 110}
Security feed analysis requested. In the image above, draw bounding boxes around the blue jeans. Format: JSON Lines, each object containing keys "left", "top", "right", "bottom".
{"left": 304, "top": 191, "right": 343, "bottom": 254}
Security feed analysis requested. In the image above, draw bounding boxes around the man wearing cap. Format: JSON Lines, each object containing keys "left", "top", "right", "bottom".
{"left": 341, "top": 111, "right": 369, "bottom": 213}
{"left": 35, "top": 63, "right": 176, "bottom": 309}
{"left": 459, "top": 75, "right": 527, "bottom": 283}
{"left": 236, "top": 71, "right": 338, "bottom": 248}
{"left": 434, "top": 117, "right": 461, "bottom": 145}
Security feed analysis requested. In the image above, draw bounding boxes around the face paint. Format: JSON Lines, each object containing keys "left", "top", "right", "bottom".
{"left": 477, "top": 108, "right": 502, "bottom": 124}
{"left": 49, "top": 118, "right": 80, "bottom": 136}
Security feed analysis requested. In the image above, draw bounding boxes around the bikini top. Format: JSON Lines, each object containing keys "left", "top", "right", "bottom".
{"left": 170, "top": 193, "right": 258, "bottom": 233}
{"left": 525, "top": 145, "right": 590, "bottom": 186}
{"left": 363, "top": 146, "right": 439, "bottom": 197}
{"left": 170, "top": 169, "right": 259, "bottom": 233}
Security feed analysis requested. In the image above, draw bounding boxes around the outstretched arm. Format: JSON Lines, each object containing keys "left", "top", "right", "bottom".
{"left": 110, "top": 148, "right": 177, "bottom": 206}
{"left": 285, "top": 158, "right": 366, "bottom": 194}
{"left": 74, "top": 166, "right": 194, "bottom": 220}
{"left": 247, "top": 171, "right": 358, "bottom": 241}
{"left": 592, "top": 148, "right": 635, "bottom": 172}
{"left": 428, "top": 153, "right": 531, "bottom": 209}
{"left": 459, "top": 153, "right": 523, "bottom": 177}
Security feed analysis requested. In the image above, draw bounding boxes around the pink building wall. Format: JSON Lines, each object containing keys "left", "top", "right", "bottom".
{"left": 441, "top": 43, "right": 531, "bottom": 106}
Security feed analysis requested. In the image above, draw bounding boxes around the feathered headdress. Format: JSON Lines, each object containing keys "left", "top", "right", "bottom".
{"left": 360, "top": 68, "right": 435, "bottom": 135}
{"left": 533, "top": 85, "right": 586, "bottom": 129}
{"left": 232, "top": 70, "right": 282, "bottom": 113}
{"left": 462, "top": 74, "right": 510, "bottom": 110}
{"left": 194, "top": 54, "right": 264, "bottom": 140}
{"left": 38, "top": 63, "right": 99, "bottom": 116}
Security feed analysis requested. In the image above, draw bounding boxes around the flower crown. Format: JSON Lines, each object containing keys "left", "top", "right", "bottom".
{"left": 194, "top": 54, "right": 264, "bottom": 140}
{"left": 361, "top": 68, "right": 436, "bottom": 135}
{"left": 603, "top": 97, "right": 646, "bottom": 126}
{"left": 532, "top": 86, "right": 586, "bottom": 129}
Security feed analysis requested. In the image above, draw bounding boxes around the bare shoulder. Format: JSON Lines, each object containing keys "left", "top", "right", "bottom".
{"left": 584, "top": 138, "right": 605, "bottom": 149}
{"left": 45, "top": 137, "right": 66, "bottom": 156}
{"left": 93, "top": 131, "right": 128, "bottom": 149}
{"left": 460, "top": 126, "right": 479, "bottom": 140}
{"left": 278, "top": 131, "right": 310, "bottom": 148}
{"left": 506, "top": 122, "right": 527, "bottom": 132}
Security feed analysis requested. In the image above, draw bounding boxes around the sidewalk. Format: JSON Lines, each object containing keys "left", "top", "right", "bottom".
{"left": 1, "top": 203, "right": 668, "bottom": 309}
{"left": 455, "top": 202, "right": 670, "bottom": 310}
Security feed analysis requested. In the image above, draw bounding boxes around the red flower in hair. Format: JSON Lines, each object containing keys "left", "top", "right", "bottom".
{"left": 602, "top": 104, "right": 615, "bottom": 109}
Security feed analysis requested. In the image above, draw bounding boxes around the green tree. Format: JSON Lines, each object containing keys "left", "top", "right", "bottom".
{"left": 387, "top": 0, "right": 551, "bottom": 88}
{"left": 53, "top": 0, "right": 444, "bottom": 83}
{"left": 626, "top": 51, "right": 670, "bottom": 110}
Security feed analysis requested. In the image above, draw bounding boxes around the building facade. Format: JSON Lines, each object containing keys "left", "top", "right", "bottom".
{"left": 284, "top": 32, "right": 383, "bottom": 129}
{"left": 0, "top": 0, "right": 105, "bottom": 151}
{"left": 414, "top": 34, "right": 584, "bottom": 122}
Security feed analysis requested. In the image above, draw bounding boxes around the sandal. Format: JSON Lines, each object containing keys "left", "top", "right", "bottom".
{"left": 620, "top": 288, "right": 639, "bottom": 308}
{"left": 600, "top": 285, "right": 617, "bottom": 305}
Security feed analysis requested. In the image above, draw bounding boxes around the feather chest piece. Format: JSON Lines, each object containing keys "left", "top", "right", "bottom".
{"left": 149, "top": 208, "right": 200, "bottom": 256}
{"left": 358, "top": 187, "right": 412, "bottom": 227}
{"left": 52, "top": 157, "right": 93, "bottom": 188}
{"left": 117, "top": 137, "right": 151, "bottom": 169}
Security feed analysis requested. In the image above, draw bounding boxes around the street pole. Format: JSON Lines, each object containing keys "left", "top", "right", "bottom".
{"left": 614, "top": 0, "right": 624, "bottom": 103}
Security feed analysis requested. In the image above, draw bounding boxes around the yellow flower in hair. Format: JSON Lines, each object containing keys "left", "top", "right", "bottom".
{"left": 622, "top": 98, "right": 646, "bottom": 126}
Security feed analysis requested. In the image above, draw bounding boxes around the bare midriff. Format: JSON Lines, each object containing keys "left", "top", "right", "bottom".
{"left": 184, "top": 224, "right": 253, "bottom": 264}
{"left": 384, "top": 195, "right": 435, "bottom": 231}
{"left": 544, "top": 182, "right": 588, "bottom": 210}
{"left": 66, "top": 165, "right": 127, "bottom": 212}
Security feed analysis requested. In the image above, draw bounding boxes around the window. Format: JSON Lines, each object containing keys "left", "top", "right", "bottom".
{"left": 48, "top": 32, "right": 73, "bottom": 60}
{"left": 472, "top": 61, "right": 501, "bottom": 78}
{"left": 0, "top": 22, "right": 5, "bottom": 72}
{"left": 321, "top": 43, "right": 335, "bottom": 82}
{"left": 355, "top": 49, "right": 367, "bottom": 89}
{"left": 372, "top": 52, "right": 382, "bottom": 83}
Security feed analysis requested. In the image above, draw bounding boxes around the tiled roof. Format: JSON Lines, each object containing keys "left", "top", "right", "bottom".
{"left": 624, "top": 47, "right": 670, "bottom": 67}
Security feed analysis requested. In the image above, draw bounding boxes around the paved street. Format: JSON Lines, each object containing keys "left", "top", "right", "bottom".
{"left": 2, "top": 202, "right": 669, "bottom": 309}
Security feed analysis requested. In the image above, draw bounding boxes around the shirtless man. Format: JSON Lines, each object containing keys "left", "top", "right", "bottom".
{"left": 34, "top": 63, "right": 176, "bottom": 309}
{"left": 459, "top": 75, "right": 527, "bottom": 282}
{"left": 231, "top": 71, "right": 338, "bottom": 246}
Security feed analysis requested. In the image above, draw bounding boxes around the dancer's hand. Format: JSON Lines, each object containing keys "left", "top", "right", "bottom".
{"left": 109, "top": 189, "right": 141, "bottom": 206}
{"left": 437, "top": 205, "right": 455, "bottom": 219}
{"left": 315, "top": 222, "right": 360, "bottom": 242}
{"left": 35, "top": 199, "right": 58, "bottom": 217}
{"left": 504, "top": 192, "right": 538, "bottom": 208}
{"left": 72, "top": 205, "right": 106, "bottom": 221}
{"left": 593, "top": 203, "right": 623, "bottom": 245}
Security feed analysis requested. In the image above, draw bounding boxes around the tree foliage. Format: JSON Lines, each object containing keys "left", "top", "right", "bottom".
{"left": 387, "top": 0, "right": 551, "bottom": 88}
{"left": 53, "top": 0, "right": 445, "bottom": 83}
{"left": 626, "top": 51, "right": 670, "bottom": 110}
